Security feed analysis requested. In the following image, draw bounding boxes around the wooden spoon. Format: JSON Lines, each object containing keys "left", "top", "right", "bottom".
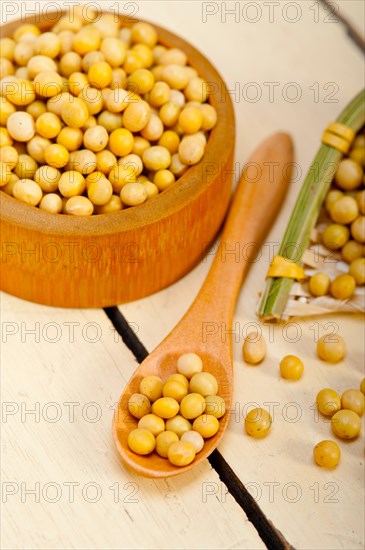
{"left": 113, "top": 132, "right": 293, "bottom": 478}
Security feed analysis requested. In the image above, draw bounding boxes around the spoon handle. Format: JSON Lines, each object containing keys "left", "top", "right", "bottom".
{"left": 169, "top": 132, "right": 293, "bottom": 357}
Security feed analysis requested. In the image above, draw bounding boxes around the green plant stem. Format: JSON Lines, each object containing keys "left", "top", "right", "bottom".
{"left": 257, "top": 89, "right": 365, "bottom": 322}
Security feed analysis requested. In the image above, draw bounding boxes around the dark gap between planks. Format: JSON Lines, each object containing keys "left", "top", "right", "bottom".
{"left": 319, "top": 0, "right": 365, "bottom": 52}
{"left": 104, "top": 306, "right": 293, "bottom": 550}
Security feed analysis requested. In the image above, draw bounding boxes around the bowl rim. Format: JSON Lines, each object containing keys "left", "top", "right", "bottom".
{"left": 0, "top": 11, "right": 235, "bottom": 236}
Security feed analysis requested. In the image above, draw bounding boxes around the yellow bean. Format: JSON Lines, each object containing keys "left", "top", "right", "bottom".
{"left": 120, "top": 182, "right": 147, "bottom": 206}
{"left": 349, "top": 258, "right": 365, "bottom": 285}
{"left": 68, "top": 71, "right": 88, "bottom": 95}
{"left": 141, "top": 181, "right": 159, "bottom": 199}
{"left": 123, "top": 100, "right": 151, "bottom": 132}
{"left": 34, "top": 32, "right": 61, "bottom": 58}
{"left": 158, "top": 130, "right": 180, "bottom": 154}
{"left": 59, "top": 52, "right": 82, "bottom": 78}
{"left": 242, "top": 333, "right": 266, "bottom": 364}
{"left": 75, "top": 86, "right": 102, "bottom": 116}
{"left": 58, "top": 170, "right": 86, "bottom": 197}
{"left": 140, "top": 113, "right": 163, "bottom": 141}
{"left": 151, "top": 397, "right": 179, "bottom": 419}
{"left": 69, "top": 149, "right": 97, "bottom": 174}
{"left": 127, "top": 428, "right": 155, "bottom": 455}
{"left": 165, "top": 415, "right": 192, "bottom": 437}
{"left": 7, "top": 111, "right": 35, "bottom": 141}
{"left": 13, "top": 42, "right": 33, "bottom": 67}
{"left": 58, "top": 30, "right": 75, "bottom": 55}
{"left": 27, "top": 56, "right": 57, "bottom": 79}
{"left": 94, "top": 194, "right": 123, "bottom": 214}
{"left": 351, "top": 216, "right": 365, "bottom": 243}
{"left": 57, "top": 127, "right": 84, "bottom": 152}
{"left": 200, "top": 103, "right": 217, "bottom": 131}
{"left": 178, "top": 134, "right": 205, "bottom": 165}
{"left": 193, "top": 414, "right": 219, "bottom": 438}
{"left": 95, "top": 150, "right": 117, "bottom": 175}
{"left": 61, "top": 97, "right": 89, "bottom": 128}
{"left": 88, "top": 176, "right": 113, "bottom": 205}
{"left": 184, "top": 77, "right": 208, "bottom": 102}
{"left": 14, "top": 154, "right": 38, "bottom": 179}
{"left": 109, "top": 128, "right": 134, "bottom": 157}
{"left": 93, "top": 14, "right": 119, "bottom": 38}
{"left": 161, "top": 64, "right": 189, "bottom": 90}
{"left": 132, "top": 44, "right": 154, "bottom": 68}
{"left": 0, "top": 145, "right": 18, "bottom": 169}
{"left": 180, "top": 393, "right": 206, "bottom": 419}
{"left": 33, "top": 71, "right": 63, "bottom": 98}
{"left": 143, "top": 146, "right": 171, "bottom": 171}
{"left": 65, "top": 195, "right": 94, "bottom": 216}
{"left": 0, "top": 97, "right": 16, "bottom": 125}
{"left": 317, "top": 334, "right": 345, "bottom": 363}
{"left": 39, "top": 193, "right": 63, "bottom": 214}
{"left": 110, "top": 68, "right": 128, "bottom": 89}
{"left": 316, "top": 388, "right": 341, "bottom": 416}
{"left": 160, "top": 48, "right": 187, "bottom": 66}
{"left": 154, "top": 169, "right": 175, "bottom": 191}
{"left": 26, "top": 100, "right": 47, "bottom": 120}
{"left": 138, "top": 413, "right": 165, "bottom": 436}
{"left": 131, "top": 22, "right": 158, "bottom": 48}
{"left": 0, "top": 128, "right": 13, "bottom": 148}
{"left": 14, "top": 25, "right": 40, "bottom": 42}
{"left": 189, "top": 372, "right": 218, "bottom": 397}
{"left": 159, "top": 101, "right": 180, "bottom": 126}
{"left": 0, "top": 37, "right": 16, "bottom": 60}
{"left": 167, "top": 441, "right": 196, "bottom": 466}
{"left": 100, "top": 37, "right": 127, "bottom": 67}
{"left": 330, "top": 274, "right": 356, "bottom": 300}
{"left": 149, "top": 81, "right": 170, "bottom": 107}
{"left": 128, "top": 68, "right": 155, "bottom": 95}
{"left": 341, "top": 240, "right": 364, "bottom": 263}
{"left": 26, "top": 136, "right": 52, "bottom": 164}
{"left": 44, "top": 144, "right": 69, "bottom": 168}
{"left": 83, "top": 125, "right": 109, "bottom": 152}
{"left": 81, "top": 50, "right": 105, "bottom": 72}
{"left": 162, "top": 381, "right": 188, "bottom": 403}
{"left": 72, "top": 26, "right": 101, "bottom": 56}
{"left": 34, "top": 165, "right": 61, "bottom": 192}
{"left": 1, "top": 172, "right": 18, "bottom": 195}
{"left": 13, "top": 178, "right": 43, "bottom": 206}
{"left": 35, "top": 112, "right": 62, "bottom": 139}
{"left": 155, "top": 431, "right": 179, "bottom": 458}
{"left": 180, "top": 430, "right": 204, "bottom": 453}
{"left": 178, "top": 107, "right": 202, "bottom": 134}
{"left": 309, "top": 272, "right": 331, "bottom": 297}
{"left": 127, "top": 393, "right": 151, "bottom": 419}
{"left": 204, "top": 396, "right": 226, "bottom": 419}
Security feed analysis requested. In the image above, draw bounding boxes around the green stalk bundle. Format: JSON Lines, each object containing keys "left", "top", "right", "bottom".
{"left": 257, "top": 89, "right": 365, "bottom": 322}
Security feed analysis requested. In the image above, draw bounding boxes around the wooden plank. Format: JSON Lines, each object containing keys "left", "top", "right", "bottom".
{"left": 0, "top": 292, "right": 264, "bottom": 550}
{"left": 119, "top": 1, "right": 365, "bottom": 548}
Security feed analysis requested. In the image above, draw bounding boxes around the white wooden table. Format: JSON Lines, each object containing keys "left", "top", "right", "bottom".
{"left": 1, "top": 2, "right": 364, "bottom": 549}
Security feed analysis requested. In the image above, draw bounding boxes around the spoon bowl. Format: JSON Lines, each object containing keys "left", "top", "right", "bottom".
{"left": 113, "top": 350, "right": 232, "bottom": 477}
{"left": 113, "top": 133, "right": 294, "bottom": 477}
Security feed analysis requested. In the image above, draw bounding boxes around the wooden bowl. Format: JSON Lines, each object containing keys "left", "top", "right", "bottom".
{"left": 0, "top": 12, "right": 235, "bottom": 308}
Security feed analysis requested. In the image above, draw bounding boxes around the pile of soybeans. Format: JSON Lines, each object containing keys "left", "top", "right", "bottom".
{"left": 0, "top": 12, "right": 217, "bottom": 215}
